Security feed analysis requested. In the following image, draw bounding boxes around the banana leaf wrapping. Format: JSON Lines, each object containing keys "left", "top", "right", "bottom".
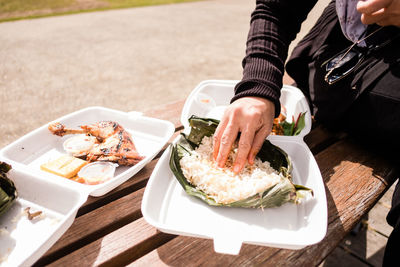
{"left": 169, "top": 116, "right": 312, "bottom": 208}
{"left": 0, "top": 161, "right": 17, "bottom": 217}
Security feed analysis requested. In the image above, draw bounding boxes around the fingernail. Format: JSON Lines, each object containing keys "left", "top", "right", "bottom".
{"left": 216, "top": 159, "right": 223, "bottom": 168}
{"left": 248, "top": 158, "right": 254, "bottom": 165}
{"left": 233, "top": 165, "right": 240, "bottom": 173}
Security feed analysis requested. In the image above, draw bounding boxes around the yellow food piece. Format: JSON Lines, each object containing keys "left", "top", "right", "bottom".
{"left": 40, "top": 155, "right": 88, "bottom": 178}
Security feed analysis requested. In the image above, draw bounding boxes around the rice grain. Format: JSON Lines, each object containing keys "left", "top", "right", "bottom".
{"left": 179, "top": 136, "right": 281, "bottom": 204}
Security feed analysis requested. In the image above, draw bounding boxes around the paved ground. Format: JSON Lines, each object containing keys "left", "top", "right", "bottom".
{"left": 1, "top": 0, "right": 391, "bottom": 266}
{"left": 0, "top": 0, "right": 328, "bottom": 148}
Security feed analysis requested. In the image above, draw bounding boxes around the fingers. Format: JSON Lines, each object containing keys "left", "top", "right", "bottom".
{"left": 357, "top": 0, "right": 400, "bottom": 27}
{"left": 215, "top": 122, "right": 239, "bottom": 168}
{"left": 248, "top": 125, "right": 271, "bottom": 165}
{"left": 213, "top": 119, "right": 227, "bottom": 160}
{"left": 357, "top": 0, "right": 392, "bottom": 14}
{"left": 233, "top": 127, "right": 254, "bottom": 173}
{"left": 212, "top": 96, "right": 275, "bottom": 172}
{"left": 360, "top": 7, "right": 387, "bottom": 24}
{"left": 361, "top": 10, "right": 388, "bottom": 25}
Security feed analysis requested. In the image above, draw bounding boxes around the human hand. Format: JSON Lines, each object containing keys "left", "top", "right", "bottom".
{"left": 212, "top": 96, "right": 275, "bottom": 173}
{"left": 357, "top": 0, "right": 400, "bottom": 27}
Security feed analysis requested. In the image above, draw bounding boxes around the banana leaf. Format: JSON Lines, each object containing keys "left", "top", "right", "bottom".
{"left": 0, "top": 161, "right": 17, "bottom": 217}
{"left": 169, "top": 116, "right": 312, "bottom": 208}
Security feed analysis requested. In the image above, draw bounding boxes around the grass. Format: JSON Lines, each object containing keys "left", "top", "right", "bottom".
{"left": 104, "top": 0, "right": 199, "bottom": 8}
{"left": 0, "top": 0, "right": 72, "bottom": 13}
{"left": 0, "top": 0, "right": 202, "bottom": 23}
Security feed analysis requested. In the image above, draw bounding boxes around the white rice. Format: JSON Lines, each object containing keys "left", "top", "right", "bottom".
{"left": 179, "top": 136, "right": 281, "bottom": 204}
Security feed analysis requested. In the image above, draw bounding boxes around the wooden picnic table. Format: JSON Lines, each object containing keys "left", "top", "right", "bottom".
{"left": 33, "top": 100, "right": 398, "bottom": 267}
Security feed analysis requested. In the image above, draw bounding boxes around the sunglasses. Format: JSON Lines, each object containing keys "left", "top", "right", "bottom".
{"left": 321, "top": 27, "right": 393, "bottom": 85}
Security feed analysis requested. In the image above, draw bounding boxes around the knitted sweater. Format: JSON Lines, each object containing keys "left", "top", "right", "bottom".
{"left": 231, "top": 0, "right": 318, "bottom": 117}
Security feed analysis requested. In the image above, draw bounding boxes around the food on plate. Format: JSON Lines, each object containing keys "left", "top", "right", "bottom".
{"left": 170, "top": 116, "right": 312, "bottom": 208}
{"left": 40, "top": 154, "right": 88, "bottom": 178}
{"left": 271, "top": 111, "right": 306, "bottom": 136}
{"left": 0, "top": 162, "right": 17, "bottom": 217}
{"left": 41, "top": 155, "right": 117, "bottom": 185}
{"left": 180, "top": 136, "right": 283, "bottom": 204}
{"left": 48, "top": 121, "right": 144, "bottom": 166}
{"left": 74, "top": 162, "right": 118, "bottom": 185}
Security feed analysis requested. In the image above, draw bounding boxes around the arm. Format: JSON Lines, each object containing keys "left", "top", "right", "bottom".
{"left": 213, "top": 0, "right": 317, "bottom": 172}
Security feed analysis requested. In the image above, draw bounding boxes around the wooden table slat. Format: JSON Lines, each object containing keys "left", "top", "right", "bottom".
{"left": 47, "top": 218, "right": 175, "bottom": 267}
{"left": 303, "top": 124, "right": 344, "bottom": 154}
{"left": 130, "top": 236, "right": 281, "bottom": 267}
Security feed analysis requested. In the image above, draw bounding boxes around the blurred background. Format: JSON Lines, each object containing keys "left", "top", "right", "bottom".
{"left": 0, "top": 0, "right": 328, "bottom": 148}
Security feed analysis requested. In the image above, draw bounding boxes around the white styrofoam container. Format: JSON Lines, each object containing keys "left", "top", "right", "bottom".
{"left": 0, "top": 106, "right": 175, "bottom": 196}
{"left": 142, "top": 80, "right": 327, "bottom": 255}
{"left": 0, "top": 168, "right": 87, "bottom": 267}
{"left": 0, "top": 106, "right": 175, "bottom": 265}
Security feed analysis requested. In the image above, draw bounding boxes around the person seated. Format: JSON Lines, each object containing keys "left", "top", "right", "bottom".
{"left": 212, "top": 1, "right": 400, "bottom": 265}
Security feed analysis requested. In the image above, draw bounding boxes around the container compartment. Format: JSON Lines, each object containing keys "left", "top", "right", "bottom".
{"left": 0, "top": 168, "right": 87, "bottom": 267}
